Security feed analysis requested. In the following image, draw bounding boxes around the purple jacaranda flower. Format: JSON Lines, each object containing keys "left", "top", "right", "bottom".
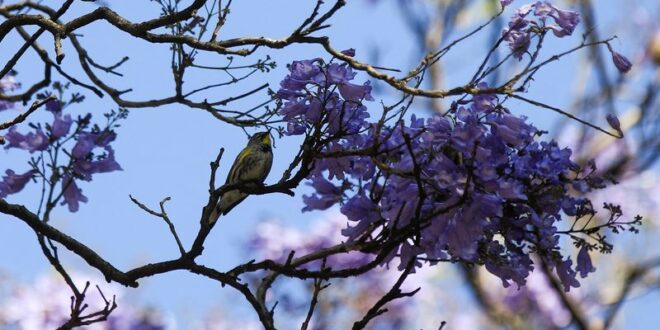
{"left": 337, "top": 80, "right": 374, "bottom": 101}
{"left": 422, "top": 115, "right": 452, "bottom": 144}
{"left": 71, "top": 131, "right": 116, "bottom": 159}
{"left": 611, "top": 51, "right": 632, "bottom": 73}
{"left": 398, "top": 242, "right": 423, "bottom": 271}
{"left": 3, "top": 127, "right": 27, "bottom": 149}
{"left": 60, "top": 175, "right": 88, "bottom": 212}
{"left": 471, "top": 83, "right": 497, "bottom": 112}
{"left": 606, "top": 114, "right": 621, "bottom": 131}
{"left": 451, "top": 120, "right": 484, "bottom": 154}
{"left": 72, "top": 146, "right": 122, "bottom": 181}
{"left": 484, "top": 246, "right": 533, "bottom": 288}
{"left": 0, "top": 272, "right": 167, "bottom": 329}
{"left": 280, "top": 101, "right": 307, "bottom": 120}
{"left": 45, "top": 99, "right": 62, "bottom": 113}
{"left": 500, "top": 0, "right": 513, "bottom": 7}
{"left": 3, "top": 127, "right": 49, "bottom": 153}
{"left": 576, "top": 245, "right": 596, "bottom": 278}
{"left": 327, "top": 102, "right": 371, "bottom": 135}
{"left": 606, "top": 113, "right": 623, "bottom": 137}
{"left": 340, "top": 48, "right": 356, "bottom": 57}
{"left": 324, "top": 63, "right": 357, "bottom": 85}
{"left": 0, "top": 100, "right": 14, "bottom": 111}
{"left": 554, "top": 257, "right": 580, "bottom": 292}
{"left": 341, "top": 192, "right": 381, "bottom": 240}
{"left": 345, "top": 155, "right": 376, "bottom": 181}
{"left": 302, "top": 175, "right": 343, "bottom": 212}
{"left": 533, "top": 1, "right": 554, "bottom": 18}
{"left": 492, "top": 113, "right": 536, "bottom": 146}
{"left": 276, "top": 54, "right": 629, "bottom": 291}
{"left": 548, "top": 5, "right": 580, "bottom": 37}
{"left": 277, "top": 59, "right": 323, "bottom": 99}
{"left": 0, "top": 169, "right": 36, "bottom": 198}
{"left": 530, "top": 2, "right": 580, "bottom": 37}
{"left": 51, "top": 113, "right": 72, "bottom": 139}
{"left": 498, "top": 180, "right": 527, "bottom": 200}
{"left": 285, "top": 121, "right": 307, "bottom": 136}
{"left": 505, "top": 30, "right": 531, "bottom": 60}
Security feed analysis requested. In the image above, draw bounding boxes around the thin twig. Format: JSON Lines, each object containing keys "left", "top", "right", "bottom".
{"left": 129, "top": 195, "right": 186, "bottom": 256}
{"left": 0, "top": 94, "right": 56, "bottom": 131}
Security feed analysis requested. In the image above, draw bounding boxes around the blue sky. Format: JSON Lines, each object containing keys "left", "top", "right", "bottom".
{"left": 1, "top": 0, "right": 658, "bottom": 328}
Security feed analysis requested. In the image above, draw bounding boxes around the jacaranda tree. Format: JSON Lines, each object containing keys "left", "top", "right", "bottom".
{"left": 0, "top": 0, "right": 649, "bottom": 329}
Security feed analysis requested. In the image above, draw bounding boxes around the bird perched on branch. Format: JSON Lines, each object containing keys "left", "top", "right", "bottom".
{"left": 209, "top": 131, "right": 273, "bottom": 224}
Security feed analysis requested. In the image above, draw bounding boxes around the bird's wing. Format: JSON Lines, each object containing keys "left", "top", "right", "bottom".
{"left": 260, "top": 151, "right": 273, "bottom": 182}
{"left": 225, "top": 147, "right": 252, "bottom": 184}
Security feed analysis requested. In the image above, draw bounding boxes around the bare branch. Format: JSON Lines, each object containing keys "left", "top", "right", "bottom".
{"left": 0, "top": 94, "right": 55, "bottom": 132}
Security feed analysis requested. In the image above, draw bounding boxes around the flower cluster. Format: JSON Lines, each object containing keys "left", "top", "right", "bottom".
{"left": 250, "top": 213, "right": 374, "bottom": 270}
{"left": 503, "top": 1, "right": 580, "bottom": 59}
{"left": 276, "top": 50, "right": 373, "bottom": 137}
{"left": 276, "top": 51, "right": 639, "bottom": 291}
{"left": 0, "top": 272, "right": 167, "bottom": 330}
{"left": 0, "top": 83, "right": 126, "bottom": 212}
{"left": 248, "top": 214, "right": 412, "bottom": 329}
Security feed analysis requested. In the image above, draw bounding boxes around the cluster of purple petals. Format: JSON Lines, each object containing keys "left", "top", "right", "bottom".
{"left": 610, "top": 51, "right": 632, "bottom": 73}
{"left": 277, "top": 56, "right": 373, "bottom": 137}
{"left": 249, "top": 216, "right": 375, "bottom": 271}
{"left": 0, "top": 169, "right": 36, "bottom": 199}
{"left": 503, "top": 2, "right": 633, "bottom": 73}
{"left": 277, "top": 53, "right": 603, "bottom": 290}
{"left": 503, "top": 1, "right": 580, "bottom": 59}
{"left": 1, "top": 98, "right": 121, "bottom": 212}
{"left": 0, "top": 74, "right": 19, "bottom": 111}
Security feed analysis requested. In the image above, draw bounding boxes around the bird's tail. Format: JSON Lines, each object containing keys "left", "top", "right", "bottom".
{"left": 208, "top": 190, "right": 245, "bottom": 224}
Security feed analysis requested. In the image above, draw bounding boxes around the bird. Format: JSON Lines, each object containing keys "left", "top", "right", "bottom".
{"left": 208, "top": 131, "right": 273, "bottom": 224}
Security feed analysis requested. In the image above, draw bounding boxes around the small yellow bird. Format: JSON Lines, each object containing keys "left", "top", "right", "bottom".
{"left": 208, "top": 131, "right": 273, "bottom": 224}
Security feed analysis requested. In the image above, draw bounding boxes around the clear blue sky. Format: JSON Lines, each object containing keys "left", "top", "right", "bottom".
{"left": 0, "top": 0, "right": 657, "bottom": 328}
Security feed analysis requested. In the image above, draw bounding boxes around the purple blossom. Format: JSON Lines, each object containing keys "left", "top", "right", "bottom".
{"left": 341, "top": 193, "right": 381, "bottom": 240}
{"left": 337, "top": 80, "right": 374, "bottom": 101}
{"left": 611, "top": 51, "right": 632, "bottom": 73}
{"left": 0, "top": 272, "right": 167, "bottom": 329}
{"left": 606, "top": 113, "right": 623, "bottom": 137}
{"left": 340, "top": 48, "right": 356, "bottom": 57}
{"left": 276, "top": 51, "right": 373, "bottom": 138}
{"left": 45, "top": 99, "right": 62, "bottom": 113}
{"left": 503, "top": 23, "right": 532, "bottom": 60}
{"left": 500, "top": 0, "right": 513, "bottom": 7}
{"left": 606, "top": 114, "right": 621, "bottom": 131}
{"left": 554, "top": 257, "right": 581, "bottom": 291}
{"left": 60, "top": 176, "right": 88, "bottom": 212}
{"left": 249, "top": 214, "right": 373, "bottom": 270}
{"left": 503, "top": 2, "right": 580, "bottom": 59}
{"left": 548, "top": 5, "right": 580, "bottom": 37}
{"left": 277, "top": 57, "right": 625, "bottom": 291}
{"left": 2, "top": 87, "right": 124, "bottom": 214}
{"left": 277, "top": 59, "right": 322, "bottom": 98}
{"left": 72, "top": 146, "right": 123, "bottom": 181}
{"left": 576, "top": 245, "right": 596, "bottom": 278}
{"left": 72, "top": 131, "right": 116, "bottom": 159}
{"left": 51, "top": 113, "right": 73, "bottom": 138}
{"left": 302, "top": 175, "right": 343, "bottom": 212}
{"left": 325, "top": 63, "right": 356, "bottom": 85}
{"left": 0, "top": 169, "right": 36, "bottom": 198}
{"left": 533, "top": 2, "right": 554, "bottom": 18}
{"left": 3, "top": 127, "right": 49, "bottom": 153}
